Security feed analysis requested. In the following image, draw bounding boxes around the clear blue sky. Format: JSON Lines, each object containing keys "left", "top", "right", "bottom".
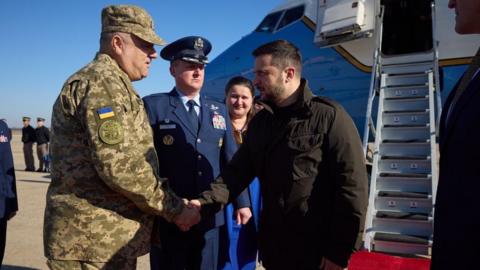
{"left": 0, "top": 0, "right": 280, "bottom": 128}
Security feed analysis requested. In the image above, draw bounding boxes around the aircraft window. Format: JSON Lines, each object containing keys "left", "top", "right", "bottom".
{"left": 277, "top": 5, "right": 305, "bottom": 30}
{"left": 255, "top": 11, "right": 283, "bottom": 32}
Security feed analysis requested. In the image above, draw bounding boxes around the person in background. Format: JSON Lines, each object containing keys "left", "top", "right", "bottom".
{"left": 220, "top": 76, "right": 261, "bottom": 270}
{"left": 0, "top": 119, "right": 18, "bottom": 265}
{"left": 43, "top": 5, "right": 199, "bottom": 269}
{"left": 143, "top": 36, "right": 252, "bottom": 270}
{"left": 190, "top": 40, "right": 368, "bottom": 270}
{"left": 21, "top": 116, "right": 35, "bottom": 171}
{"left": 35, "top": 117, "right": 50, "bottom": 172}
{"left": 431, "top": 1, "right": 480, "bottom": 269}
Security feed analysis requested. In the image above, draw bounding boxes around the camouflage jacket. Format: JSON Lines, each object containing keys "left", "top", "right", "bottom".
{"left": 44, "top": 53, "right": 183, "bottom": 261}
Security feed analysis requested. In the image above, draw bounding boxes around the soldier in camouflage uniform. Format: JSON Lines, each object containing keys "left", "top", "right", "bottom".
{"left": 43, "top": 5, "right": 200, "bottom": 269}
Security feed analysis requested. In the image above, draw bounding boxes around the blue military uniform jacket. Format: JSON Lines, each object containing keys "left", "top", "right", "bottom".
{"left": 0, "top": 120, "right": 18, "bottom": 220}
{"left": 143, "top": 89, "right": 250, "bottom": 229}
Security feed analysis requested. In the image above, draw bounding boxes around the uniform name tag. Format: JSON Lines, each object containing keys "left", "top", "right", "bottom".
{"left": 159, "top": 124, "right": 176, "bottom": 130}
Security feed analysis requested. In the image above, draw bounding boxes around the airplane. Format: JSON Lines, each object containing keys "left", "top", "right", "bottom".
{"left": 203, "top": 0, "right": 480, "bottom": 265}
{"left": 204, "top": 0, "right": 479, "bottom": 140}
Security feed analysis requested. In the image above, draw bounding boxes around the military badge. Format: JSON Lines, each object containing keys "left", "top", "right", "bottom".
{"left": 98, "top": 120, "right": 123, "bottom": 145}
{"left": 194, "top": 37, "right": 204, "bottom": 50}
{"left": 97, "top": 106, "right": 115, "bottom": 119}
{"left": 163, "top": 135, "right": 174, "bottom": 145}
{"left": 0, "top": 135, "right": 8, "bottom": 143}
{"left": 165, "top": 118, "right": 170, "bottom": 123}
{"left": 210, "top": 104, "right": 219, "bottom": 111}
{"left": 218, "top": 138, "right": 223, "bottom": 147}
{"left": 212, "top": 114, "right": 226, "bottom": 130}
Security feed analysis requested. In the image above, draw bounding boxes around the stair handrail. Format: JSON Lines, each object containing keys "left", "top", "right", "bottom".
{"left": 431, "top": 1, "right": 442, "bottom": 128}
{"left": 362, "top": 5, "right": 384, "bottom": 155}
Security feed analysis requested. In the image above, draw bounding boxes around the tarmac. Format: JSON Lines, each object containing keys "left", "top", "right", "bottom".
{"left": 2, "top": 129, "right": 149, "bottom": 269}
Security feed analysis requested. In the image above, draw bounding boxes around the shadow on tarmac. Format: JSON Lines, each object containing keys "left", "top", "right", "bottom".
{"left": 2, "top": 265, "right": 40, "bottom": 270}
{"left": 17, "top": 179, "right": 50, "bottom": 184}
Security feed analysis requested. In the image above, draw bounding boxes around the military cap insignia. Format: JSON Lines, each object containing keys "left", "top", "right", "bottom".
{"left": 163, "top": 135, "right": 174, "bottom": 146}
{"left": 97, "top": 106, "right": 115, "bottom": 119}
{"left": 194, "top": 38, "right": 204, "bottom": 50}
{"left": 98, "top": 120, "right": 123, "bottom": 145}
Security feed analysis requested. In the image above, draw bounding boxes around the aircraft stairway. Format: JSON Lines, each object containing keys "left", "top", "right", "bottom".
{"left": 362, "top": 3, "right": 440, "bottom": 257}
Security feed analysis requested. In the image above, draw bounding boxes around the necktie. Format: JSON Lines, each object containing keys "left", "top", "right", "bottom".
{"left": 187, "top": 100, "right": 199, "bottom": 133}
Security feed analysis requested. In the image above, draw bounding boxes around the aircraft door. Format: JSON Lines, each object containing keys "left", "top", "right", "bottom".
{"left": 314, "top": 0, "right": 376, "bottom": 47}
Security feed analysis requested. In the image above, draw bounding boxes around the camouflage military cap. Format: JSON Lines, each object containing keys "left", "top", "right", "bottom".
{"left": 101, "top": 5, "right": 166, "bottom": 45}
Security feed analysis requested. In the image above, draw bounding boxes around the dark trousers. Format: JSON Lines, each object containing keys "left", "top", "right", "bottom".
{"left": 23, "top": 142, "right": 34, "bottom": 170}
{"left": 0, "top": 217, "right": 7, "bottom": 266}
{"left": 150, "top": 223, "right": 219, "bottom": 270}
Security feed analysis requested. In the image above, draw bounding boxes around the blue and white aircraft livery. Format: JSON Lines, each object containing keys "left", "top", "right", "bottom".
{"left": 204, "top": 0, "right": 479, "bottom": 140}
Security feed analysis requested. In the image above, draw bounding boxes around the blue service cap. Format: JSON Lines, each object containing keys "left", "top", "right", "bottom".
{"left": 160, "top": 36, "right": 212, "bottom": 65}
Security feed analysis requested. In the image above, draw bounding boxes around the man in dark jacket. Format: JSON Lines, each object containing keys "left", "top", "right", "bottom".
{"left": 21, "top": 116, "right": 36, "bottom": 171}
{"left": 35, "top": 117, "right": 50, "bottom": 172}
{"left": 190, "top": 40, "right": 368, "bottom": 270}
{"left": 0, "top": 119, "right": 18, "bottom": 264}
{"left": 431, "top": 1, "right": 480, "bottom": 269}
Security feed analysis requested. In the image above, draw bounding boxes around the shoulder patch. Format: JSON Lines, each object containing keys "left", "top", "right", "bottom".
{"left": 97, "top": 107, "right": 115, "bottom": 119}
{"left": 98, "top": 120, "right": 123, "bottom": 145}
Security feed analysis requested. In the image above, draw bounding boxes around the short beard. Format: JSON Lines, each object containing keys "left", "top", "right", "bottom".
{"left": 264, "top": 76, "right": 285, "bottom": 104}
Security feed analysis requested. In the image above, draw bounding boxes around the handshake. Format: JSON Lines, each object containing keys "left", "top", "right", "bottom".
{"left": 173, "top": 199, "right": 202, "bottom": 231}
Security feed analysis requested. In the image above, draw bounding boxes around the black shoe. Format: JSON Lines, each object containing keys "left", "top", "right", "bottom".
{"left": 36, "top": 168, "right": 43, "bottom": 172}
{"left": 25, "top": 168, "right": 35, "bottom": 172}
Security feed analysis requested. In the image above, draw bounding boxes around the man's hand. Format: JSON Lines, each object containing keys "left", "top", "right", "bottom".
{"left": 174, "top": 199, "right": 201, "bottom": 231}
{"left": 235, "top": 207, "right": 252, "bottom": 225}
{"left": 188, "top": 199, "right": 202, "bottom": 210}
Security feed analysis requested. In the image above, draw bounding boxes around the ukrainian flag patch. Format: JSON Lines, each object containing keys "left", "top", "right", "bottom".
{"left": 97, "top": 107, "right": 115, "bottom": 119}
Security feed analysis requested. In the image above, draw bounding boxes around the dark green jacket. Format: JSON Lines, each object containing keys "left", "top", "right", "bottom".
{"left": 199, "top": 79, "right": 368, "bottom": 268}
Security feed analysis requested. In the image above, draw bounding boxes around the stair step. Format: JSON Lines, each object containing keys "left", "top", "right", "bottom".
{"left": 379, "top": 142, "right": 430, "bottom": 157}
{"left": 381, "top": 61, "right": 433, "bottom": 75}
{"left": 381, "top": 52, "right": 434, "bottom": 65}
{"left": 372, "top": 232, "right": 431, "bottom": 255}
{"left": 374, "top": 212, "right": 432, "bottom": 237}
{"left": 378, "top": 191, "right": 428, "bottom": 198}
{"left": 383, "top": 73, "right": 428, "bottom": 87}
{"left": 383, "top": 111, "right": 429, "bottom": 126}
{"left": 378, "top": 157, "right": 431, "bottom": 174}
{"left": 383, "top": 97, "right": 429, "bottom": 112}
{"left": 374, "top": 232, "right": 429, "bottom": 245}
{"left": 382, "top": 126, "right": 430, "bottom": 141}
{"left": 376, "top": 211, "right": 429, "bottom": 220}
{"left": 372, "top": 235, "right": 430, "bottom": 255}
{"left": 383, "top": 85, "right": 429, "bottom": 99}
{"left": 375, "top": 193, "right": 432, "bottom": 214}
{"left": 379, "top": 172, "right": 430, "bottom": 178}
{"left": 377, "top": 175, "right": 431, "bottom": 193}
